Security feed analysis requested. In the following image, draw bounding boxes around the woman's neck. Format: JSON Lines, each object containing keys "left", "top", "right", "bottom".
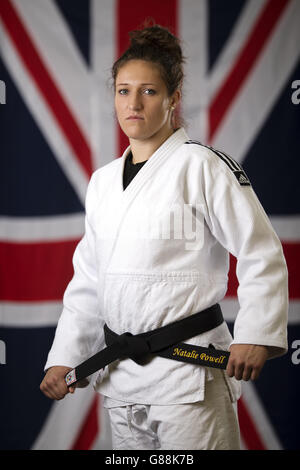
{"left": 129, "top": 127, "right": 175, "bottom": 164}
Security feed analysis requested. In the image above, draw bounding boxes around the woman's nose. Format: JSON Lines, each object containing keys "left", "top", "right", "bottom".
{"left": 128, "top": 92, "right": 142, "bottom": 110}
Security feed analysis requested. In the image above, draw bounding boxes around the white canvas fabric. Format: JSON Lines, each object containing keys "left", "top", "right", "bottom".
{"left": 45, "top": 128, "right": 288, "bottom": 406}
{"left": 106, "top": 368, "right": 241, "bottom": 450}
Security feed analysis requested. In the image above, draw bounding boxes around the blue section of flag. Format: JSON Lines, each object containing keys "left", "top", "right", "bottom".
{"left": 0, "top": 327, "right": 56, "bottom": 450}
{"left": 243, "top": 61, "right": 300, "bottom": 215}
{"left": 208, "top": 0, "right": 247, "bottom": 71}
{"left": 0, "top": 57, "right": 84, "bottom": 216}
{"left": 54, "top": 0, "right": 91, "bottom": 66}
{"left": 253, "top": 325, "right": 300, "bottom": 450}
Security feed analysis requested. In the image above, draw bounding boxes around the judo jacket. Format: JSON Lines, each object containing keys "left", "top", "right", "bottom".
{"left": 45, "top": 128, "right": 288, "bottom": 405}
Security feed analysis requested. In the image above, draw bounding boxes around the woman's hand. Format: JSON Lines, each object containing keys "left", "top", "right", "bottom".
{"left": 226, "top": 344, "right": 269, "bottom": 381}
{"left": 40, "top": 366, "right": 79, "bottom": 400}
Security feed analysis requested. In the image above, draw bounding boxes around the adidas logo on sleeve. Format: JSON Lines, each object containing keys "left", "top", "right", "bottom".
{"left": 233, "top": 170, "right": 251, "bottom": 186}
{"left": 185, "top": 140, "right": 251, "bottom": 187}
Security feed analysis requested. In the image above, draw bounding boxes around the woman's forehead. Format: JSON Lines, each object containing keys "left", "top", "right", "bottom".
{"left": 115, "top": 60, "right": 164, "bottom": 85}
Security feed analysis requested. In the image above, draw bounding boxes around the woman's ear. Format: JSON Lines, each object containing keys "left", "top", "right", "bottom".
{"left": 170, "top": 89, "right": 181, "bottom": 109}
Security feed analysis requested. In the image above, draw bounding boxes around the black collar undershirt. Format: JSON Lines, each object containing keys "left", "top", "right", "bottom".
{"left": 123, "top": 151, "right": 148, "bottom": 190}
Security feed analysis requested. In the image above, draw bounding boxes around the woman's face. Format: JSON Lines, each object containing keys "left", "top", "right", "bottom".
{"left": 114, "top": 59, "right": 179, "bottom": 143}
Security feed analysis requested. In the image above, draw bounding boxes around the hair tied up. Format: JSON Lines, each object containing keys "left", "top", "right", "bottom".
{"left": 129, "top": 24, "right": 184, "bottom": 65}
{"left": 112, "top": 23, "right": 185, "bottom": 96}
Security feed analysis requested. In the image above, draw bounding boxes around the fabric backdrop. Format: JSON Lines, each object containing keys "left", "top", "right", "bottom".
{"left": 0, "top": 0, "right": 299, "bottom": 450}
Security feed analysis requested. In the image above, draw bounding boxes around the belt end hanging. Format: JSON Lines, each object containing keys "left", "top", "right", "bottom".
{"left": 65, "top": 368, "right": 77, "bottom": 387}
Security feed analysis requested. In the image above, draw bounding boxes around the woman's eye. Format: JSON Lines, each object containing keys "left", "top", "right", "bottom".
{"left": 117, "top": 88, "right": 156, "bottom": 95}
{"left": 144, "top": 89, "right": 156, "bottom": 95}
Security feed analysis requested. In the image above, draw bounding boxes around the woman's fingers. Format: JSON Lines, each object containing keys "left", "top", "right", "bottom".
{"left": 226, "top": 344, "right": 269, "bottom": 381}
{"left": 40, "top": 366, "right": 75, "bottom": 400}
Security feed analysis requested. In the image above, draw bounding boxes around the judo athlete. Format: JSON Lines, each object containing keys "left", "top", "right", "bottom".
{"left": 40, "top": 25, "right": 288, "bottom": 450}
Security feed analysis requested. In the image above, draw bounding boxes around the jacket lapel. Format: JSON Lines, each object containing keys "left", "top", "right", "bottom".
{"left": 100, "top": 128, "right": 189, "bottom": 270}
{"left": 119, "top": 127, "right": 189, "bottom": 198}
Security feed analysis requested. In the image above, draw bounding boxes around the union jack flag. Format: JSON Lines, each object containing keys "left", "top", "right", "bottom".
{"left": 0, "top": 0, "right": 299, "bottom": 450}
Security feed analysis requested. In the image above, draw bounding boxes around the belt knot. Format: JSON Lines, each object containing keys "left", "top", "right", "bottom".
{"left": 118, "top": 332, "right": 151, "bottom": 365}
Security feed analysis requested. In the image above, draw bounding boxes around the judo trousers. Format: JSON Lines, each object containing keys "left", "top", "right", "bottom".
{"left": 106, "top": 369, "right": 241, "bottom": 450}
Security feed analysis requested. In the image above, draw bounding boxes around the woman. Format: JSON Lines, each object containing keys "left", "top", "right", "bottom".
{"left": 40, "top": 25, "right": 288, "bottom": 450}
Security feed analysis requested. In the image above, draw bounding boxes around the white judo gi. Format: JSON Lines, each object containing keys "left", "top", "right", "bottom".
{"left": 45, "top": 128, "right": 288, "bottom": 449}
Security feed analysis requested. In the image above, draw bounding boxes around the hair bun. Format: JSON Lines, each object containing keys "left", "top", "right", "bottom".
{"left": 129, "top": 24, "right": 183, "bottom": 63}
{"left": 112, "top": 22, "right": 185, "bottom": 103}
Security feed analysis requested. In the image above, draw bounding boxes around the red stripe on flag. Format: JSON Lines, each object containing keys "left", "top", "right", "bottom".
{"left": 116, "top": 0, "right": 178, "bottom": 156}
{"left": 226, "top": 255, "right": 238, "bottom": 297}
{"left": 208, "top": 0, "right": 290, "bottom": 142}
{"left": 0, "top": 0, "right": 93, "bottom": 177}
{"left": 238, "top": 398, "right": 266, "bottom": 450}
{"left": 1, "top": 240, "right": 298, "bottom": 302}
{"left": 226, "top": 242, "right": 300, "bottom": 299}
{"left": 281, "top": 242, "right": 300, "bottom": 300}
{"left": 71, "top": 395, "right": 99, "bottom": 450}
{"left": 0, "top": 240, "right": 78, "bottom": 301}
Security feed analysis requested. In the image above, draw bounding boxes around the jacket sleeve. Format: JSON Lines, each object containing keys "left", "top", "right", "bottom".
{"left": 44, "top": 173, "right": 105, "bottom": 370}
{"left": 202, "top": 151, "right": 288, "bottom": 357}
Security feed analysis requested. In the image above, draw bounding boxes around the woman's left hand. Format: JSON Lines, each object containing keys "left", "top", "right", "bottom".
{"left": 226, "top": 344, "right": 269, "bottom": 381}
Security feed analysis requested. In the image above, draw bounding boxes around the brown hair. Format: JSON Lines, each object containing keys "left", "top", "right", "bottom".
{"left": 112, "top": 23, "right": 185, "bottom": 98}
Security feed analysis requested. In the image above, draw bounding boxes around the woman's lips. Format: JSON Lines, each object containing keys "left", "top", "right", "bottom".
{"left": 126, "top": 115, "right": 144, "bottom": 120}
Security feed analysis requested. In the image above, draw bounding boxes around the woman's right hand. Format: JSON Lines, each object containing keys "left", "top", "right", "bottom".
{"left": 40, "top": 366, "right": 76, "bottom": 400}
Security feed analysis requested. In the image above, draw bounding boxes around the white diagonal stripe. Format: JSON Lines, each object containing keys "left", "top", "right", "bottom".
{"left": 12, "top": 0, "right": 93, "bottom": 146}
{"left": 31, "top": 387, "right": 97, "bottom": 449}
{"left": 208, "top": 0, "right": 269, "bottom": 102}
{"left": 0, "top": 20, "right": 89, "bottom": 204}
{"left": 211, "top": 0, "right": 300, "bottom": 162}
{"left": 241, "top": 381, "right": 283, "bottom": 449}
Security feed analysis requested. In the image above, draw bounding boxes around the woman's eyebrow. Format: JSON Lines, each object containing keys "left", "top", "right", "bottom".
{"left": 116, "top": 82, "right": 156, "bottom": 86}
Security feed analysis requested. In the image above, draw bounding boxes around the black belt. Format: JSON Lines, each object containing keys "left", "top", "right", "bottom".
{"left": 65, "top": 303, "right": 230, "bottom": 387}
